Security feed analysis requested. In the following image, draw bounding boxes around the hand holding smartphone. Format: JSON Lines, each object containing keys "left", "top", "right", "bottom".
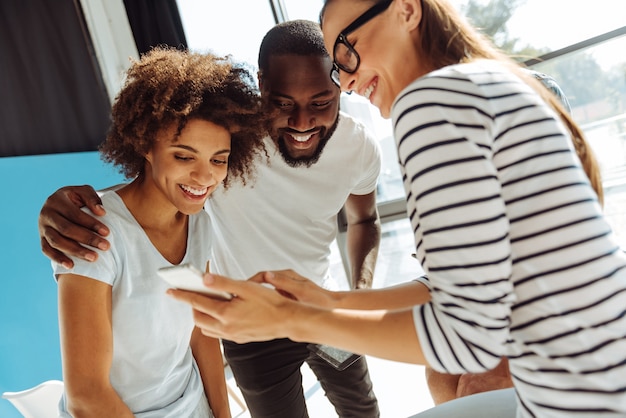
{"left": 158, "top": 263, "right": 233, "bottom": 301}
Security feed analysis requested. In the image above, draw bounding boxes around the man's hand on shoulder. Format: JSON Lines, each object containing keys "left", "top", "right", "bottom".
{"left": 39, "top": 185, "right": 111, "bottom": 268}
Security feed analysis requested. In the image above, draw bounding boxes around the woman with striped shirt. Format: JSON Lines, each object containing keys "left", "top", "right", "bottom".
{"left": 168, "top": 0, "right": 626, "bottom": 416}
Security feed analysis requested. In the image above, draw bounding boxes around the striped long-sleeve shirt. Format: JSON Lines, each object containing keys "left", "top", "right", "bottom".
{"left": 392, "top": 60, "right": 626, "bottom": 417}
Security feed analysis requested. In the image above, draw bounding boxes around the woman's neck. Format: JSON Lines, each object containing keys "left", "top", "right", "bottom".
{"left": 116, "top": 176, "right": 189, "bottom": 264}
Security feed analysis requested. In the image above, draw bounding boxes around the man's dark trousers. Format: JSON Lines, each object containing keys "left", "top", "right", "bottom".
{"left": 223, "top": 338, "right": 380, "bottom": 417}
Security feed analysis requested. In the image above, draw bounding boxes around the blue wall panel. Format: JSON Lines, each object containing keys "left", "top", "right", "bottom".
{"left": 0, "top": 152, "right": 124, "bottom": 417}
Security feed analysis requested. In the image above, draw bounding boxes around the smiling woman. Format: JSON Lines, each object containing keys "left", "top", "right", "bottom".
{"left": 50, "top": 47, "right": 268, "bottom": 418}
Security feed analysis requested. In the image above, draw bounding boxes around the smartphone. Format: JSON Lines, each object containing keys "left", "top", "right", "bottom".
{"left": 307, "top": 343, "right": 362, "bottom": 371}
{"left": 158, "top": 263, "right": 233, "bottom": 301}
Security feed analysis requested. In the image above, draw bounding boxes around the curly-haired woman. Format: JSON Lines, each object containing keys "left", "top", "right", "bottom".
{"left": 53, "top": 47, "right": 266, "bottom": 418}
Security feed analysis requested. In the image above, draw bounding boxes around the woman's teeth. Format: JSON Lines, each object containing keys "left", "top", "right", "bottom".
{"left": 180, "top": 184, "right": 207, "bottom": 196}
{"left": 364, "top": 83, "right": 376, "bottom": 100}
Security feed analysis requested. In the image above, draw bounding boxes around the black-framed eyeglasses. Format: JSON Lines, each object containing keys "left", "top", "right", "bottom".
{"left": 330, "top": 0, "right": 393, "bottom": 87}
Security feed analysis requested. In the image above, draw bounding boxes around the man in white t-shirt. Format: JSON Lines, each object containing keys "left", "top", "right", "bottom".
{"left": 38, "top": 20, "right": 382, "bottom": 417}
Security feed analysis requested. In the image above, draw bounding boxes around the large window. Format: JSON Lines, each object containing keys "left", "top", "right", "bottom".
{"left": 451, "top": 0, "right": 626, "bottom": 247}
{"left": 176, "top": 0, "right": 276, "bottom": 69}
{"left": 495, "top": 0, "right": 624, "bottom": 51}
{"left": 531, "top": 35, "right": 626, "bottom": 247}
{"left": 281, "top": 0, "right": 324, "bottom": 21}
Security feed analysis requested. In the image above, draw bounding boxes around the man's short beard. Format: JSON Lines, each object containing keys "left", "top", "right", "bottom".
{"left": 276, "top": 115, "right": 339, "bottom": 168}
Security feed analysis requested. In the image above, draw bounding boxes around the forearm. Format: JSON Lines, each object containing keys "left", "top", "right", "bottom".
{"left": 287, "top": 303, "right": 426, "bottom": 364}
{"left": 332, "top": 281, "right": 431, "bottom": 310}
{"left": 346, "top": 219, "right": 380, "bottom": 289}
{"left": 65, "top": 384, "right": 133, "bottom": 418}
{"left": 169, "top": 274, "right": 427, "bottom": 361}
{"left": 191, "top": 328, "right": 231, "bottom": 418}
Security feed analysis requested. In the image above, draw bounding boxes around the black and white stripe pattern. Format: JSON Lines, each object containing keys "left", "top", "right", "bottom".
{"left": 392, "top": 60, "right": 626, "bottom": 417}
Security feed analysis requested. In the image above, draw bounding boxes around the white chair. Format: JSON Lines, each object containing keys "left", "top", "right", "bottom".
{"left": 2, "top": 377, "right": 245, "bottom": 416}
{"left": 2, "top": 380, "right": 63, "bottom": 418}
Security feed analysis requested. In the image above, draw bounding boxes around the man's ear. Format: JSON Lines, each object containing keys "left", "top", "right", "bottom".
{"left": 395, "top": 0, "right": 423, "bottom": 32}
